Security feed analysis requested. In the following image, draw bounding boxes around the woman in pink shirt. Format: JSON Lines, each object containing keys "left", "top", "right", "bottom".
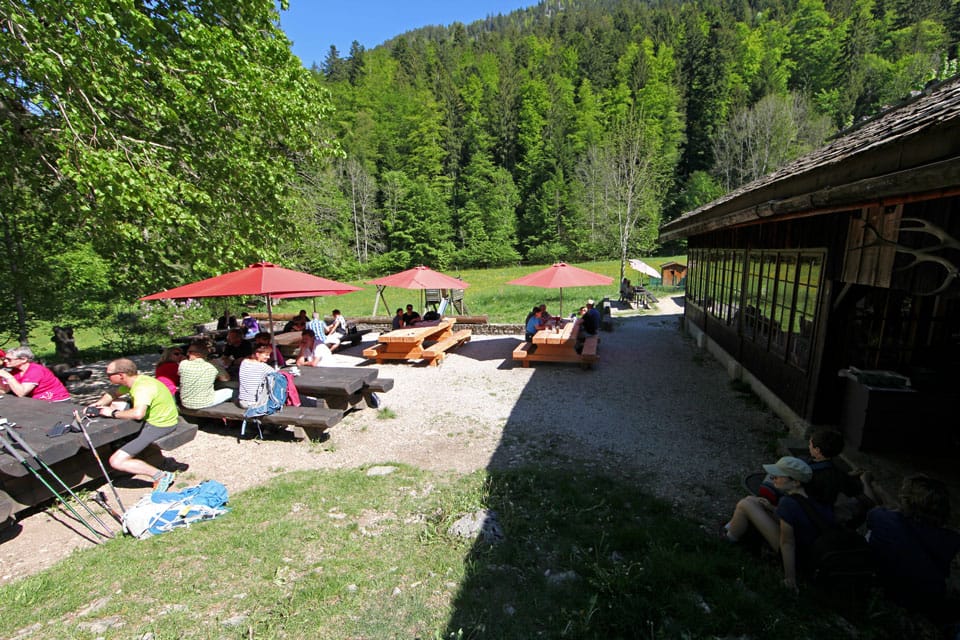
{"left": 0, "top": 346, "right": 70, "bottom": 402}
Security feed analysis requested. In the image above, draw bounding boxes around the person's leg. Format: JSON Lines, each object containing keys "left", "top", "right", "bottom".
{"left": 727, "top": 496, "right": 781, "bottom": 549}
{"left": 210, "top": 387, "right": 234, "bottom": 406}
{"left": 108, "top": 424, "right": 169, "bottom": 480}
{"left": 109, "top": 449, "right": 160, "bottom": 478}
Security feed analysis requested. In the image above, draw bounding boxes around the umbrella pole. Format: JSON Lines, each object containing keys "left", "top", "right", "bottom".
{"left": 559, "top": 288, "right": 563, "bottom": 318}
{"left": 266, "top": 296, "right": 278, "bottom": 370}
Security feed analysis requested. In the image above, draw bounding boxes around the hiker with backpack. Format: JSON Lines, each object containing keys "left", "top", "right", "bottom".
{"left": 237, "top": 345, "right": 274, "bottom": 409}
{"left": 721, "top": 456, "right": 832, "bottom": 592}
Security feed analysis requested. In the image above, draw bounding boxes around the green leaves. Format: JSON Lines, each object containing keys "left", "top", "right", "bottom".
{"left": 0, "top": 0, "right": 336, "bottom": 344}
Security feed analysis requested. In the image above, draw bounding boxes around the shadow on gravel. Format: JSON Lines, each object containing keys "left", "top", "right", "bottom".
{"left": 441, "top": 313, "right": 803, "bottom": 638}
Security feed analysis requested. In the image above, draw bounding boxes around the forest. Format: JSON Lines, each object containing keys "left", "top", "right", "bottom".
{"left": 1, "top": 0, "right": 958, "bottom": 345}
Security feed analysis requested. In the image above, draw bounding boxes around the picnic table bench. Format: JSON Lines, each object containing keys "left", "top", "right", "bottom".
{"left": 363, "top": 319, "right": 471, "bottom": 366}
{"left": 0, "top": 396, "right": 196, "bottom": 524}
{"left": 512, "top": 319, "right": 599, "bottom": 369}
{"left": 177, "top": 402, "right": 342, "bottom": 442}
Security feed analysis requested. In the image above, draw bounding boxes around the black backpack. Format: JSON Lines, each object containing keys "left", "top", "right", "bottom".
{"left": 793, "top": 494, "right": 876, "bottom": 586}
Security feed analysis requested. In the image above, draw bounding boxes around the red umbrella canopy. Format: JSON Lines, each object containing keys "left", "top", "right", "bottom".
{"left": 141, "top": 262, "right": 361, "bottom": 300}
{"left": 507, "top": 263, "right": 613, "bottom": 316}
{"left": 507, "top": 263, "right": 613, "bottom": 289}
{"left": 367, "top": 265, "right": 469, "bottom": 290}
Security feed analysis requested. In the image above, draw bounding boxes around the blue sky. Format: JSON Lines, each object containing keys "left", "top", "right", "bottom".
{"left": 278, "top": 1, "right": 537, "bottom": 68}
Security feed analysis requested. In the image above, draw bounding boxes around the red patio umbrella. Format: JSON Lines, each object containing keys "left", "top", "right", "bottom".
{"left": 141, "top": 262, "right": 361, "bottom": 349}
{"left": 507, "top": 262, "right": 613, "bottom": 316}
{"left": 366, "top": 266, "right": 469, "bottom": 316}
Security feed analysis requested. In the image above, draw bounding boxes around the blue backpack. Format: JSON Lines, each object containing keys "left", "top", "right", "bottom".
{"left": 241, "top": 371, "right": 288, "bottom": 437}
{"left": 244, "top": 371, "right": 288, "bottom": 418}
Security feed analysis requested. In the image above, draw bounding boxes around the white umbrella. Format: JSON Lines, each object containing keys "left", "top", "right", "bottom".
{"left": 629, "top": 259, "right": 660, "bottom": 279}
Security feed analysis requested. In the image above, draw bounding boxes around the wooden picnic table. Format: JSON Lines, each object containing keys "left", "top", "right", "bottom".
{"left": 362, "top": 319, "right": 471, "bottom": 366}
{"left": 288, "top": 366, "right": 393, "bottom": 409}
{"left": 0, "top": 396, "right": 196, "bottom": 522}
{"left": 512, "top": 318, "right": 600, "bottom": 368}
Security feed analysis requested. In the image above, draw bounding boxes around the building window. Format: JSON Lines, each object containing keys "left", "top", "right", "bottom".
{"left": 687, "top": 248, "right": 824, "bottom": 370}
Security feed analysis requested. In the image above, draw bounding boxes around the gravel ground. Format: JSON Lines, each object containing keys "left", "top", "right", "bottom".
{"left": 1, "top": 296, "right": 788, "bottom": 584}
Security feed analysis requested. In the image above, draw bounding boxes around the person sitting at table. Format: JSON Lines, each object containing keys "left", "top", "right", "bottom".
{"left": 581, "top": 299, "right": 601, "bottom": 336}
{"left": 296, "top": 329, "right": 331, "bottom": 367}
{"left": 91, "top": 358, "right": 179, "bottom": 492}
{"left": 221, "top": 328, "right": 252, "bottom": 378}
{"left": 524, "top": 305, "right": 539, "bottom": 325}
{"left": 306, "top": 311, "right": 326, "bottom": 337}
{"left": 155, "top": 346, "right": 185, "bottom": 396}
{"left": 392, "top": 308, "right": 405, "bottom": 330}
{"left": 539, "top": 304, "right": 552, "bottom": 323}
{"left": 216, "top": 312, "right": 238, "bottom": 331}
{"left": 323, "top": 309, "right": 348, "bottom": 352}
{"left": 0, "top": 346, "right": 70, "bottom": 402}
{"left": 524, "top": 308, "right": 545, "bottom": 342}
{"left": 240, "top": 312, "right": 260, "bottom": 339}
{"left": 402, "top": 304, "right": 421, "bottom": 326}
{"left": 178, "top": 344, "right": 233, "bottom": 409}
{"left": 237, "top": 345, "right": 275, "bottom": 409}
{"left": 253, "top": 331, "right": 286, "bottom": 367}
{"left": 571, "top": 305, "right": 587, "bottom": 320}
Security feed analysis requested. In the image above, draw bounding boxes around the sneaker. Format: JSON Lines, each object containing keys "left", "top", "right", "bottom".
{"left": 152, "top": 471, "right": 175, "bottom": 493}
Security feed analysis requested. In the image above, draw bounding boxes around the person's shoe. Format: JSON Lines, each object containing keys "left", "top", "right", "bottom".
{"left": 152, "top": 471, "right": 175, "bottom": 493}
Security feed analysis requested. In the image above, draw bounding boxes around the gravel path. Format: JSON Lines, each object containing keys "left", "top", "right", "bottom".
{"left": 1, "top": 296, "right": 787, "bottom": 584}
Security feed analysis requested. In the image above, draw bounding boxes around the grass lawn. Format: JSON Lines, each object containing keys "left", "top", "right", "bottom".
{"left": 0, "top": 464, "right": 919, "bottom": 639}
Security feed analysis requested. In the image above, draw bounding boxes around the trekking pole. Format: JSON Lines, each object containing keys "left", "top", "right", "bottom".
{"left": 0, "top": 429, "right": 110, "bottom": 541}
{"left": 73, "top": 410, "right": 126, "bottom": 514}
{"left": 0, "top": 424, "right": 114, "bottom": 538}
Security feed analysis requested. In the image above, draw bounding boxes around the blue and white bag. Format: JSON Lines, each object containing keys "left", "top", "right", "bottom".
{"left": 122, "top": 480, "right": 230, "bottom": 539}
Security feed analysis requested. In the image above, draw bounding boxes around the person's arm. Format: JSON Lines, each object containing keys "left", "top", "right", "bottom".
{"left": 779, "top": 519, "right": 799, "bottom": 591}
{"left": 0, "top": 370, "right": 35, "bottom": 397}
{"left": 860, "top": 471, "right": 895, "bottom": 507}
{"left": 93, "top": 390, "right": 118, "bottom": 407}
{"left": 213, "top": 362, "right": 230, "bottom": 382}
{"left": 103, "top": 400, "right": 147, "bottom": 421}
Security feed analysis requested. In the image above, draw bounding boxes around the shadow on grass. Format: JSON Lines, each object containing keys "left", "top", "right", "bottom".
{"left": 441, "top": 317, "right": 919, "bottom": 639}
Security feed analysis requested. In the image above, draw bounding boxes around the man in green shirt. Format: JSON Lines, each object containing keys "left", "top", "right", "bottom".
{"left": 91, "top": 358, "right": 180, "bottom": 492}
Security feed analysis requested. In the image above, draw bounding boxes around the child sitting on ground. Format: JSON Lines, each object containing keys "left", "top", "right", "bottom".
{"left": 750, "top": 428, "right": 866, "bottom": 523}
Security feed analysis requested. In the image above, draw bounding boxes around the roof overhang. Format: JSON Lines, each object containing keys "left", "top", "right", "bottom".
{"left": 661, "top": 78, "right": 960, "bottom": 242}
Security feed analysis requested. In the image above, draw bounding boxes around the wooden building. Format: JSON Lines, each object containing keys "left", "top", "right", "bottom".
{"left": 660, "top": 77, "right": 960, "bottom": 451}
{"left": 659, "top": 262, "right": 687, "bottom": 287}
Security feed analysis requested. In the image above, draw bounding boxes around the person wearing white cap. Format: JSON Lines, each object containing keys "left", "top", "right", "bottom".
{"left": 722, "top": 456, "right": 833, "bottom": 591}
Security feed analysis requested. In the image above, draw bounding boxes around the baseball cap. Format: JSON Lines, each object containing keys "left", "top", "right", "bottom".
{"left": 762, "top": 456, "right": 812, "bottom": 483}
{"left": 586, "top": 299, "right": 595, "bottom": 305}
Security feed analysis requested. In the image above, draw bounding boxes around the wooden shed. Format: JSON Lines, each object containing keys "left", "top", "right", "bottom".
{"left": 659, "top": 262, "right": 687, "bottom": 287}
{"left": 660, "top": 76, "right": 960, "bottom": 452}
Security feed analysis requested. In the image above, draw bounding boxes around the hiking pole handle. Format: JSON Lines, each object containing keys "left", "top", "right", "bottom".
{"left": 0, "top": 423, "right": 40, "bottom": 459}
{"left": 0, "top": 430, "right": 29, "bottom": 464}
